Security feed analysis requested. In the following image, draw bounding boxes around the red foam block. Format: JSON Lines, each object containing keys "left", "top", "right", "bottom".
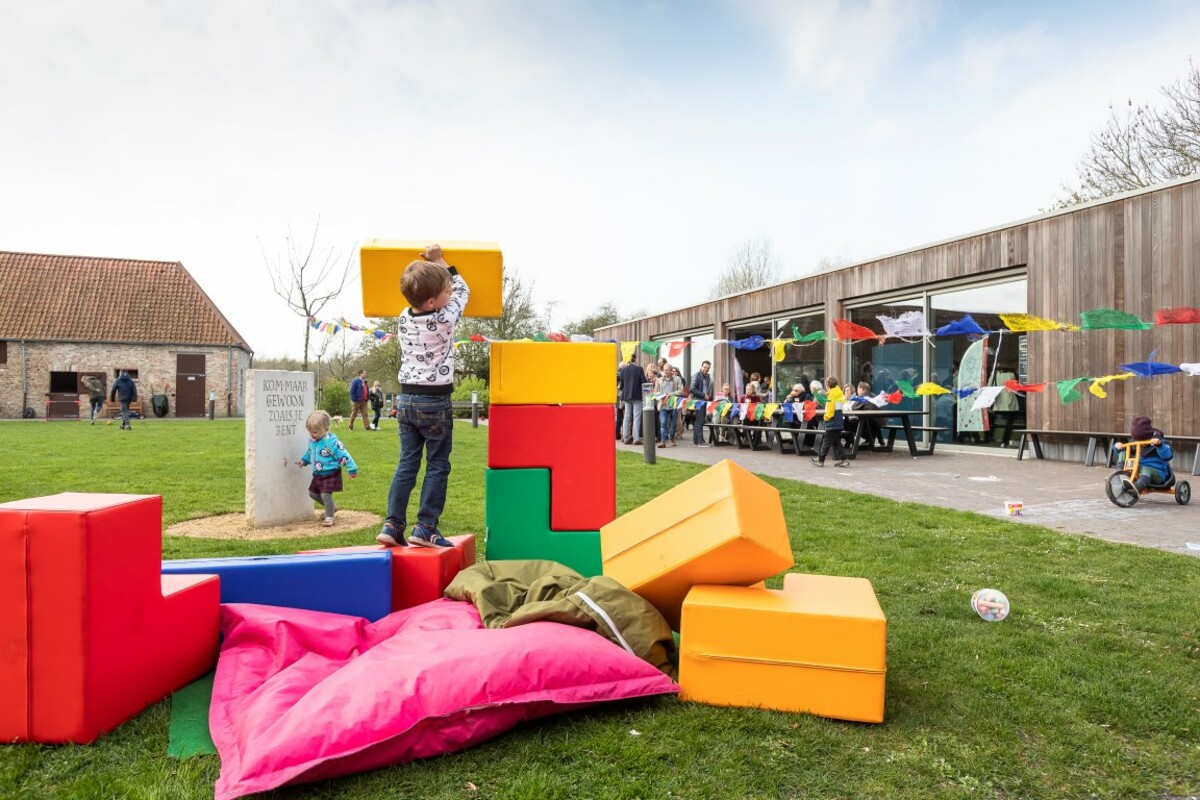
{"left": 0, "top": 493, "right": 220, "bottom": 744}
{"left": 487, "top": 404, "right": 616, "bottom": 530}
{"left": 300, "top": 534, "right": 475, "bottom": 612}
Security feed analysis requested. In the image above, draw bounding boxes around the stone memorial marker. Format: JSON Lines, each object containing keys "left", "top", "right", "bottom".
{"left": 245, "top": 370, "right": 315, "bottom": 527}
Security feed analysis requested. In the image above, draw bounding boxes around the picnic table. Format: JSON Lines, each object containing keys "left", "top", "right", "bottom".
{"left": 842, "top": 410, "right": 945, "bottom": 457}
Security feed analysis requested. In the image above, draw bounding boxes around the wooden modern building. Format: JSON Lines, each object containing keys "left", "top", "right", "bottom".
{"left": 0, "top": 252, "right": 254, "bottom": 420}
{"left": 598, "top": 174, "right": 1200, "bottom": 459}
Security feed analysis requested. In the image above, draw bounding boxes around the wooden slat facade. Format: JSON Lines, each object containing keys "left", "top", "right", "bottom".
{"left": 599, "top": 176, "right": 1200, "bottom": 439}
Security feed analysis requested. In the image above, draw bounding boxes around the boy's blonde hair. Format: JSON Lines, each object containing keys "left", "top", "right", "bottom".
{"left": 401, "top": 260, "right": 451, "bottom": 308}
{"left": 825, "top": 376, "right": 840, "bottom": 390}
{"left": 305, "top": 409, "right": 331, "bottom": 436}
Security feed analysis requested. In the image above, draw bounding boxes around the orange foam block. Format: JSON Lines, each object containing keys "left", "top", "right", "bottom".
{"left": 360, "top": 240, "right": 503, "bottom": 318}
{"left": 679, "top": 574, "right": 887, "bottom": 723}
{"left": 300, "top": 535, "right": 475, "bottom": 612}
{"left": 600, "top": 459, "right": 793, "bottom": 629}
{"left": 488, "top": 404, "right": 615, "bottom": 530}
{"left": 489, "top": 341, "right": 618, "bottom": 406}
{"left": 0, "top": 493, "right": 220, "bottom": 743}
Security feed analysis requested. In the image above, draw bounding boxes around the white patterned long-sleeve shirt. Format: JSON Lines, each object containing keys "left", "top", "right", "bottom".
{"left": 396, "top": 269, "right": 469, "bottom": 395}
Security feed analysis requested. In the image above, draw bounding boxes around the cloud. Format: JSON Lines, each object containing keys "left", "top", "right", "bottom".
{"left": 738, "top": 0, "right": 941, "bottom": 95}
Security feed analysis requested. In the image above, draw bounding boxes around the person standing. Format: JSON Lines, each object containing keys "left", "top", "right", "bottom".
{"left": 109, "top": 370, "right": 137, "bottom": 430}
{"left": 378, "top": 244, "right": 469, "bottom": 549}
{"left": 348, "top": 370, "right": 368, "bottom": 430}
{"left": 656, "top": 365, "right": 684, "bottom": 448}
{"left": 689, "top": 360, "right": 713, "bottom": 447}
{"left": 617, "top": 355, "right": 645, "bottom": 444}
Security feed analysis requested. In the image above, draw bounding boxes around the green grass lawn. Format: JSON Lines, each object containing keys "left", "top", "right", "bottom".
{"left": 1, "top": 419, "right": 1199, "bottom": 800}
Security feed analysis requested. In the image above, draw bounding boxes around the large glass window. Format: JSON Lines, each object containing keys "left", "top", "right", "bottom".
{"left": 684, "top": 333, "right": 715, "bottom": 385}
{"left": 847, "top": 298, "right": 922, "bottom": 409}
{"left": 930, "top": 278, "right": 1028, "bottom": 447}
{"left": 774, "top": 311, "right": 824, "bottom": 397}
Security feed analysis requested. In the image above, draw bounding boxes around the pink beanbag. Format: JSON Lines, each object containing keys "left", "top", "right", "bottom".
{"left": 210, "top": 598, "right": 678, "bottom": 800}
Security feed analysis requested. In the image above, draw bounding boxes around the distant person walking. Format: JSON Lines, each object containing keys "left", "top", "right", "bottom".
{"left": 82, "top": 375, "right": 105, "bottom": 424}
{"left": 369, "top": 380, "right": 385, "bottom": 430}
{"left": 348, "top": 370, "right": 369, "bottom": 430}
{"left": 618, "top": 355, "right": 646, "bottom": 444}
{"left": 109, "top": 370, "right": 137, "bottom": 430}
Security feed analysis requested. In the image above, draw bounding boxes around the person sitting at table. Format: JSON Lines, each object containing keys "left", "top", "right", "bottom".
{"left": 850, "top": 380, "right": 883, "bottom": 451}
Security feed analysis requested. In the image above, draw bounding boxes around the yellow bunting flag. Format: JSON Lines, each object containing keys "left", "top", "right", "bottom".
{"left": 763, "top": 403, "right": 780, "bottom": 419}
{"left": 1088, "top": 372, "right": 1136, "bottom": 399}
{"left": 999, "top": 313, "right": 1076, "bottom": 332}
{"left": 772, "top": 340, "right": 788, "bottom": 362}
{"left": 620, "top": 342, "right": 638, "bottom": 362}
{"left": 915, "top": 382, "right": 950, "bottom": 396}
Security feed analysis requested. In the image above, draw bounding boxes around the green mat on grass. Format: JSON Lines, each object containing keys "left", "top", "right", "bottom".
{"left": 167, "top": 671, "right": 218, "bottom": 758}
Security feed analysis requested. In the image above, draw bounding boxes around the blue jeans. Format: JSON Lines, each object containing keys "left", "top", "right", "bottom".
{"left": 659, "top": 408, "right": 677, "bottom": 442}
{"left": 693, "top": 404, "right": 708, "bottom": 444}
{"left": 386, "top": 395, "right": 453, "bottom": 533}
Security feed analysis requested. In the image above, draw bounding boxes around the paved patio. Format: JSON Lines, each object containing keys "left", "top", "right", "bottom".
{"left": 619, "top": 437, "right": 1200, "bottom": 558}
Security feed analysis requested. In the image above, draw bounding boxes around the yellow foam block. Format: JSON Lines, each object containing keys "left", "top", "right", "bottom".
{"left": 600, "top": 459, "right": 793, "bottom": 629}
{"left": 679, "top": 575, "right": 887, "bottom": 723}
{"left": 360, "top": 240, "right": 503, "bottom": 318}
{"left": 490, "top": 342, "right": 618, "bottom": 406}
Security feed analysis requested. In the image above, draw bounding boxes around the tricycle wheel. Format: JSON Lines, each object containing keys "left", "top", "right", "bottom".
{"left": 1176, "top": 480, "right": 1191, "bottom": 505}
{"left": 1106, "top": 471, "right": 1140, "bottom": 507}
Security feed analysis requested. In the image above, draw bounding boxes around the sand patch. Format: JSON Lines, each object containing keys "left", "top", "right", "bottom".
{"left": 167, "top": 510, "right": 382, "bottom": 540}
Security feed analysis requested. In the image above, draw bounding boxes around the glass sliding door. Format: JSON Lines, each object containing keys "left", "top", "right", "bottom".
{"left": 774, "top": 311, "right": 824, "bottom": 399}
{"left": 930, "top": 278, "right": 1028, "bottom": 447}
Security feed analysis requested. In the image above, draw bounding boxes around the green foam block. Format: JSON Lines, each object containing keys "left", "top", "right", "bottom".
{"left": 485, "top": 468, "right": 602, "bottom": 576}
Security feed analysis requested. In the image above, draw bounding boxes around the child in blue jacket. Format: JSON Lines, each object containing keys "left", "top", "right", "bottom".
{"left": 1113, "top": 415, "right": 1174, "bottom": 492}
{"left": 297, "top": 410, "right": 358, "bottom": 526}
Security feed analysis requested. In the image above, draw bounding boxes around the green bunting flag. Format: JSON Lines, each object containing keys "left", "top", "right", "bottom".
{"left": 896, "top": 379, "right": 917, "bottom": 398}
{"left": 640, "top": 342, "right": 660, "bottom": 355}
{"left": 1078, "top": 308, "right": 1153, "bottom": 330}
{"left": 1054, "top": 377, "right": 1089, "bottom": 404}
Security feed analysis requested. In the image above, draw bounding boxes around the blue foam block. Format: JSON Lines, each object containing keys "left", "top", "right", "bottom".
{"left": 161, "top": 552, "right": 393, "bottom": 621}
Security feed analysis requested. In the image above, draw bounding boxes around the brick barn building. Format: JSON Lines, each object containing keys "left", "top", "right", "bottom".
{"left": 0, "top": 251, "right": 253, "bottom": 420}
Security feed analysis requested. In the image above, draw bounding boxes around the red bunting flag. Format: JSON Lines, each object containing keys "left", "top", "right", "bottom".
{"left": 834, "top": 319, "right": 879, "bottom": 341}
{"left": 667, "top": 341, "right": 690, "bottom": 357}
{"left": 1155, "top": 307, "right": 1200, "bottom": 325}
{"left": 546, "top": 332, "right": 569, "bottom": 342}
{"left": 469, "top": 333, "right": 487, "bottom": 342}
{"left": 884, "top": 390, "right": 902, "bottom": 405}
{"left": 802, "top": 400, "right": 817, "bottom": 421}
{"left": 1004, "top": 379, "right": 1046, "bottom": 393}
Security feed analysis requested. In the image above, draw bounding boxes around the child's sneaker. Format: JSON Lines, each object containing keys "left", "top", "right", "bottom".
{"left": 323, "top": 517, "right": 335, "bottom": 527}
{"left": 376, "top": 522, "right": 407, "bottom": 547}
{"left": 409, "top": 525, "right": 452, "bottom": 548}
{"left": 834, "top": 460, "right": 850, "bottom": 468}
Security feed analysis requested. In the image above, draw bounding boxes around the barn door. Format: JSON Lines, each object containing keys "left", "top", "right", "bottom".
{"left": 175, "top": 354, "right": 207, "bottom": 417}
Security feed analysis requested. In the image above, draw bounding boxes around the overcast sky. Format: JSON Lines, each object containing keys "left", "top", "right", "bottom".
{"left": 3, "top": 1, "right": 1198, "bottom": 359}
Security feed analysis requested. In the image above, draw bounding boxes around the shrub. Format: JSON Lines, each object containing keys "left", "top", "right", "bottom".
{"left": 451, "top": 377, "right": 489, "bottom": 419}
{"left": 322, "top": 378, "right": 350, "bottom": 417}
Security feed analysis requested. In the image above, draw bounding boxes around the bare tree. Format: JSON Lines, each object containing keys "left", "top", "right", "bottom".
{"left": 261, "top": 218, "right": 355, "bottom": 371}
{"left": 709, "top": 237, "right": 782, "bottom": 299}
{"left": 1055, "top": 62, "right": 1200, "bottom": 207}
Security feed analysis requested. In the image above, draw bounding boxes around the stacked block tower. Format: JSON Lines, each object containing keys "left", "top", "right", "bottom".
{"left": 485, "top": 341, "right": 619, "bottom": 576}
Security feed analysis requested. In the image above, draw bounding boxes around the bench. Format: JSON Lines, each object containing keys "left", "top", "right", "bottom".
{"left": 879, "top": 425, "right": 949, "bottom": 456}
{"left": 769, "top": 424, "right": 828, "bottom": 457}
{"left": 703, "top": 421, "right": 772, "bottom": 451}
{"left": 1103, "top": 434, "right": 1200, "bottom": 476}
{"left": 1014, "top": 430, "right": 1128, "bottom": 468}
{"left": 101, "top": 399, "right": 143, "bottom": 419}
